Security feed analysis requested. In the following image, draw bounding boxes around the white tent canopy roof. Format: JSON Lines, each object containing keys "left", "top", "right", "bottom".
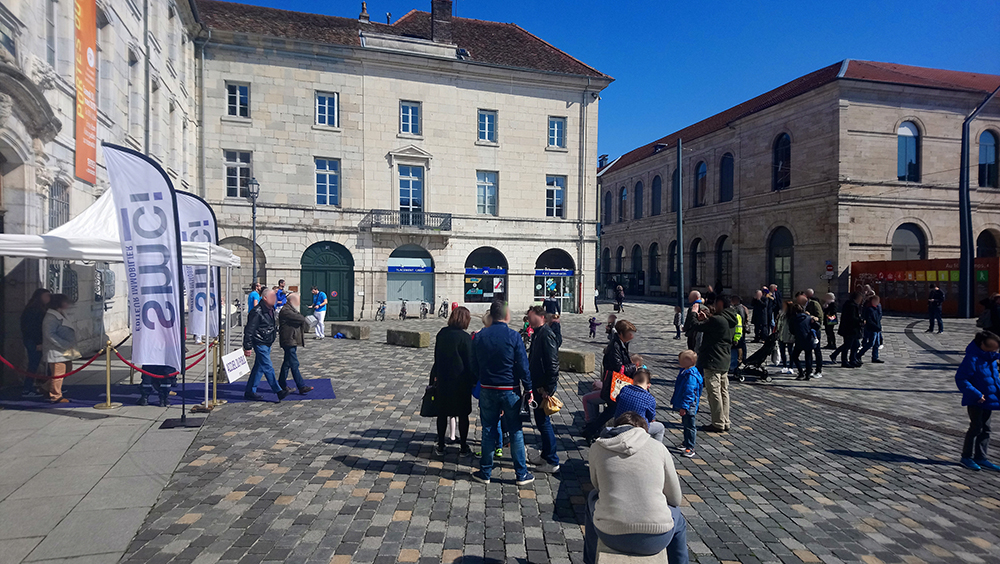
{"left": 0, "top": 190, "right": 240, "bottom": 267}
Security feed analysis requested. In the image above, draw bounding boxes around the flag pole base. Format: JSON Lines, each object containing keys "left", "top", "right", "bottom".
{"left": 160, "top": 417, "right": 205, "bottom": 429}
{"left": 93, "top": 402, "right": 123, "bottom": 410}
{"left": 190, "top": 403, "right": 214, "bottom": 413}
{"left": 211, "top": 399, "right": 228, "bottom": 407}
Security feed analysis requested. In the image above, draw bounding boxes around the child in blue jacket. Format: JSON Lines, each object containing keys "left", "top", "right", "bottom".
{"left": 956, "top": 331, "right": 1000, "bottom": 471}
{"left": 670, "top": 350, "right": 704, "bottom": 459}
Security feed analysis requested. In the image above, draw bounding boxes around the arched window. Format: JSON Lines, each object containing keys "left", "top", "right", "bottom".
{"left": 671, "top": 169, "right": 679, "bottom": 212}
{"left": 689, "top": 239, "right": 705, "bottom": 287}
{"left": 719, "top": 153, "right": 734, "bottom": 203}
{"left": 618, "top": 187, "right": 627, "bottom": 222}
{"left": 388, "top": 244, "right": 434, "bottom": 304}
{"left": 980, "top": 131, "right": 999, "bottom": 188}
{"left": 768, "top": 227, "right": 793, "bottom": 297}
{"left": 693, "top": 161, "right": 707, "bottom": 207}
{"left": 772, "top": 133, "right": 791, "bottom": 191}
{"left": 631, "top": 245, "right": 642, "bottom": 275}
{"left": 603, "top": 191, "right": 612, "bottom": 225}
{"left": 615, "top": 246, "right": 624, "bottom": 272}
{"left": 634, "top": 181, "right": 644, "bottom": 220}
{"left": 648, "top": 242, "right": 660, "bottom": 286}
{"left": 715, "top": 236, "right": 732, "bottom": 290}
{"left": 977, "top": 231, "right": 998, "bottom": 258}
{"left": 651, "top": 176, "right": 662, "bottom": 216}
{"left": 464, "top": 247, "right": 508, "bottom": 303}
{"left": 667, "top": 241, "right": 678, "bottom": 288}
{"left": 897, "top": 121, "right": 920, "bottom": 182}
{"left": 602, "top": 247, "right": 611, "bottom": 280}
{"left": 891, "top": 223, "right": 926, "bottom": 260}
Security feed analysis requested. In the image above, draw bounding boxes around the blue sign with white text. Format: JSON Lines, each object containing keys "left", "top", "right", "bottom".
{"left": 465, "top": 268, "right": 507, "bottom": 275}
{"left": 388, "top": 266, "right": 433, "bottom": 273}
{"left": 535, "top": 269, "right": 574, "bottom": 277}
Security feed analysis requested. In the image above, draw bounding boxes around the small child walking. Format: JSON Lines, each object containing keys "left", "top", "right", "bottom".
{"left": 588, "top": 316, "right": 600, "bottom": 339}
{"left": 670, "top": 350, "right": 704, "bottom": 458}
{"left": 956, "top": 331, "right": 1000, "bottom": 471}
{"left": 673, "top": 306, "right": 683, "bottom": 339}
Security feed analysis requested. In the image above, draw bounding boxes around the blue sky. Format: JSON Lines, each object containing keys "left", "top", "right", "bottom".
{"left": 234, "top": 0, "right": 1000, "bottom": 159}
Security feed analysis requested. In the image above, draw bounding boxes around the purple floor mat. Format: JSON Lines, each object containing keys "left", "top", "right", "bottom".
{"left": 0, "top": 378, "right": 335, "bottom": 410}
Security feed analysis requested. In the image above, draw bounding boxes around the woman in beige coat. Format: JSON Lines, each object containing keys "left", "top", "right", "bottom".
{"left": 41, "top": 294, "right": 77, "bottom": 403}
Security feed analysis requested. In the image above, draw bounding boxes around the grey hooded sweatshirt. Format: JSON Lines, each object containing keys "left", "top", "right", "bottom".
{"left": 588, "top": 425, "right": 683, "bottom": 536}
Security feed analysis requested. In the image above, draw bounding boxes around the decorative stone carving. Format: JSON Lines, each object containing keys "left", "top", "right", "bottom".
{"left": 35, "top": 165, "right": 54, "bottom": 188}
{"left": 0, "top": 92, "right": 12, "bottom": 123}
{"left": 29, "top": 56, "right": 58, "bottom": 91}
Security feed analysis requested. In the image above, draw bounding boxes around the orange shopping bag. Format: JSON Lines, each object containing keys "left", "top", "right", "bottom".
{"left": 608, "top": 366, "right": 633, "bottom": 402}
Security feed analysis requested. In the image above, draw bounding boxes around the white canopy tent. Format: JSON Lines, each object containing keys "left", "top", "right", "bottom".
{"left": 0, "top": 190, "right": 240, "bottom": 267}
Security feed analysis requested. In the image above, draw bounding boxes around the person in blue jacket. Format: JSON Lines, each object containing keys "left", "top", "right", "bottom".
{"left": 671, "top": 349, "right": 703, "bottom": 459}
{"left": 956, "top": 331, "right": 1000, "bottom": 471}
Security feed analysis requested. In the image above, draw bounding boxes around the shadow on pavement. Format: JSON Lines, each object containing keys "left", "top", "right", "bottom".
{"left": 828, "top": 449, "right": 956, "bottom": 466}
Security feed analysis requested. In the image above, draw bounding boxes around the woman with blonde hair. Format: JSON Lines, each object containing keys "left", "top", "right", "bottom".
{"left": 41, "top": 294, "right": 77, "bottom": 403}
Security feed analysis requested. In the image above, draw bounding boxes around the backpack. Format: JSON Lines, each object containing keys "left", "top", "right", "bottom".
{"left": 977, "top": 309, "right": 992, "bottom": 329}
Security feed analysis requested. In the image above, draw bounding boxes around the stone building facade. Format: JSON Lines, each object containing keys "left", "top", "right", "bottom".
{"left": 598, "top": 60, "right": 1000, "bottom": 302}
{"left": 0, "top": 0, "right": 198, "bottom": 380}
{"left": 197, "top": 0, "right": 611, "bottom": 320}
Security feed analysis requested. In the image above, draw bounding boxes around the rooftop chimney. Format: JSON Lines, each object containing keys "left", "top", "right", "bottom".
{"left": 359, "top": 1, "right": 370, "bottom": 22}
{"left": 598, "top": 154, "right": 609, "bottom": 168}
{"left": 431, "top": 0, "right": 453, "bottom": 43}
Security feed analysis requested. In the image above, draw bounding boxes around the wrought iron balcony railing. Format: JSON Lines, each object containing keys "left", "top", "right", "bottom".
{"left": 360, "top": 209, "right": 453, "bottom": 231}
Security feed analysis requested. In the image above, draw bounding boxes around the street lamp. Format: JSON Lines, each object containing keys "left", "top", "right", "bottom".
{"left": 246, "top": 177, "right": 260, "bottom": 286}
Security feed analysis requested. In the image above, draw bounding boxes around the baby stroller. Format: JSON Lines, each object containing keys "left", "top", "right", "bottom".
{"left": 740, "top": 332, "right": 778, "bottom": 381}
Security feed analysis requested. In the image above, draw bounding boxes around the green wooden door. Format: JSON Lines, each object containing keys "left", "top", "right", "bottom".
{"left": 300, "top": 242, "right": 354, "bottom": 321}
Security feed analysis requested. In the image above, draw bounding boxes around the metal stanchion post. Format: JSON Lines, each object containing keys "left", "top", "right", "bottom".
{"left": 94, "top": 340, "right": 122, "bottom": 410}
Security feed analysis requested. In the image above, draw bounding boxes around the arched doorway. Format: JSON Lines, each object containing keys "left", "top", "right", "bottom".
{"left": 891, "top": 223, "right": 926, "bottom": 260}
{"left": 387, "top": 245, "right": 434, "bottom": 305}
{"left": 534, "top": 248, "right": 575, "bottom": 311}
{"left": 768, "top": 227, "right": 793, "bottom": 297}
{"left": 715, "top": 236, "right": 732, "bottom": 291}
{"left": 221, "top": 236, "right": 266, "bottom": 284}
{"left": 631, "top": 244, "right": 643, "bottom": 295}
{"left": 978, "top": 230, "right": 999, "bottom": 258}
{"left": 601, "top": 247, "right": 611, "bottom": 286}
{"left": 465, "top": 247, "right": 507, "bottom": 304}
{"left": 300, "top": 241, "right": 354, "bottom": 321}
{"left": 648, "top": 243, "right": 660, "bottom": 287}
{"left": 689, "top": 239, "right": 705, "bottom": 287}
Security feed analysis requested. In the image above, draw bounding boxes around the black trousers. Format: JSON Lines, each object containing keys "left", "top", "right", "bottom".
{"left": 963, "top": 405, "right": 992, "bottom": 461}
{"left": 825, "top": 326, "right": 837, "bottom": 348}
{"left": 436, "top": 414, "right": 470, "bottom": 448}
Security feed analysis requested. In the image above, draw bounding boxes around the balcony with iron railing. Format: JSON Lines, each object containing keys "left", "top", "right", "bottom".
{"left": 359, "top": 209, "right": 453, "bottom": 233}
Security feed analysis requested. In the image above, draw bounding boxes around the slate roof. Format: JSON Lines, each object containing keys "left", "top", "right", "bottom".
{"left": 603, "top": 60, "right": 1000, "bottom": 176}
{"left": 195, "top": 0, "right": 611, "bottom": 79}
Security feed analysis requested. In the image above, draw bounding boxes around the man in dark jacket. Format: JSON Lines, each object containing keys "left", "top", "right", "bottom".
{"left": 798, "top": 292, "right": 824, "bottom": 377}
{"left": 470, "top": 300, "right": 534, "bottom": 486}
{"left": 527, "top": 306, "right": 560, "bottom": 473}
{"left": 689, "top": 296, "right": 739, "bottom": 432}
{"left": 750, "top": 290, "right": 766, "bottom": 342}
{"left": 278, "top": 293, "right": 314, "bottom": 395}
{"left": 857, "top": 295, "right": 885, "bottom": 363}
{"left": 833, "top": 292, "right": 864, "bottom": 368}
{"left": 927, "top": 283, "right": 945, "bottom": 333}
{"left": 243, "top": 289, "right": 289, "bottom": 402}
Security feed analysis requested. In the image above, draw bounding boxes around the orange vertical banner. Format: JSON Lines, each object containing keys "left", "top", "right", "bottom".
{"left": 74, "top": 0, "right": 97, "bottom": 184}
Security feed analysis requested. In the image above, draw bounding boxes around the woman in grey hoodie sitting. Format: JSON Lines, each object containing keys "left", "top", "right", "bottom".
{"left": 584, "top": 411, "right": 688, "bottom": 564}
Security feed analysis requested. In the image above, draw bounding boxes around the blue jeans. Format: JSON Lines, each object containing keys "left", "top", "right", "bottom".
{"left": 278, "top": 346, "right": 306, "bottom": 390}
{"left": 584, "top": 490, "right": 688, "bottom": 564}
{"left": 478, "top": 388, "right": 528, "bottom": 479}
{"left": 23, "top": 340, "right": 41, "bottom": 393}
{"left": 682, "top": 412, "right": 697, "bottom": 449}
{"left": 533, "top": 386, "right": 559, "bottom": 466}
{"left": 858, "top": 330, "right": 881, "bottom": 360}
{"left": 245, "top": 344, "right": 281, "bottom": 396}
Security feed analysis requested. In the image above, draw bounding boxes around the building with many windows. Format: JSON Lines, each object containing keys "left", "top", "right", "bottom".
{"left": 197, "top": 0, "right": 611, "bottom": 319}
{"left": 598, "top": 60, "right": 1000, "bottom": 300}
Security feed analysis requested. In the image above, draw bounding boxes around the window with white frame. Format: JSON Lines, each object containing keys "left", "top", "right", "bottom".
{"left": 400, "top": 101, "right": 421, "bottom": 135}
{"left": 477, "top": 171, "right": 498, "bottom": 216}
{"left": 548, "top": 117, "right": 566, "bottom": 148}
{"left": 224, "top": 150, "right": 252, "bottom": 198}
{"left": 226, "top": 82, "right": 249, "bottom": 118}
{"left": 316, "top": 92, "right": 339, "bottom": 127}
{"left": 315, "top": 158, "right": 340, "bottom": 206}
{"left": 45, "top": 0, "right": 57, "bottom": 68}
{"left": 478, "top": 110, "right": 497, "bottom": 143}
{"left": 127, "top": 52, "right": 139, "bottom": 137}
{"left": 545, "top": 175, "right": 566, "bottom": 218}
{"left": 0, "top": 16, "right": 16, "bottom": 60}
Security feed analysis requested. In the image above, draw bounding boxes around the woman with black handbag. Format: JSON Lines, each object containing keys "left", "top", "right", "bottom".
{"left": 429, "top": 306, "right": 476, "bottom": 455}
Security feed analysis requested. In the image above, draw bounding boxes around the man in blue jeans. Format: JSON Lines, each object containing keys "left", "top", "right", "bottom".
{"left": 471, "top": 300, "right": 535, "bottom": 486}
{"left": 526, "top": 306, "right": 560, "bottom": 473}
{"left": 243, "top": 289, "right": 289, "bottom": 402}
{"left": 277, "top": 293, "right": 315, "bottom": 394}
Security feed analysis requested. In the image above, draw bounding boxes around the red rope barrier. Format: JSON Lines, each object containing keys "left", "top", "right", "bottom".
{"left": 112, "top": 348, "right": 206, "bottom": 378}
{"left": 0, "top": 349, "right": 105, "bottom": 380}
{"left": 185, "top": 342, "right": 215, "bottom": 359}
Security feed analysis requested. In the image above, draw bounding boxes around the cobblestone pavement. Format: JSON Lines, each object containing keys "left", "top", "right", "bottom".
{"left": 120, "top": 303, "right": 1000, "bottom": 564}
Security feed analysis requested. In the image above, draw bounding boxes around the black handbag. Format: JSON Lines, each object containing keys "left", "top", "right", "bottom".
{"left": 420, "top": 386, "right": 438, "bottom": 418}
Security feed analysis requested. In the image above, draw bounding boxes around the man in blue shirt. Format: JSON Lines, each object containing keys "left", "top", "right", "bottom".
{"left": 275, "top": 279, "right": 287, "bottom": 308}
{"left": 246, "top": 283, "right": 261, "bottom": 323}
{"left": 470, "top": 300, "right": 535, "bottom": 486}
{"left": 308, "top": 286, "right": 328, "bottom": 339}
{"left": 614, "top": 368, "right": 664, "bottom": 443}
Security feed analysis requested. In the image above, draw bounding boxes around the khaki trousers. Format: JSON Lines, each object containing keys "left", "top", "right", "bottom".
{"left": 704, "top": 370, "right": 730, "bottom": 430}
{"left": 44, "top": 361, "right": 71, "bottom": 401}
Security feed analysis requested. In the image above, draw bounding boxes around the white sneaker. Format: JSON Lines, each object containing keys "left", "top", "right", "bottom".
{"left": 534, "top": 462, "right": 560, "bottom": 474}
{"left": 879, "top": 345, "right": 885, "bottom": 350}
{"left": 526, "top": 448, "right": 543, "bottom": 466}
{"left": 812, "top": 372, "right": 823, "bottom": 379}
{"left": 781, "top": 367, "right": 792, "bottom": 374}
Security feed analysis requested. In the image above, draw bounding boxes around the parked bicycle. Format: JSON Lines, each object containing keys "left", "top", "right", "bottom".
{"left": 420, "top": 301, "right": 429, "bottom": 319}
{"left": 437, "top": 298, "right": 448, "bottom": 318}
{"left": 375, "top": 301, "right": 386, "bottom": 322}
{"left": 399, "top": 299, "right": 408, "bottom": 320}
